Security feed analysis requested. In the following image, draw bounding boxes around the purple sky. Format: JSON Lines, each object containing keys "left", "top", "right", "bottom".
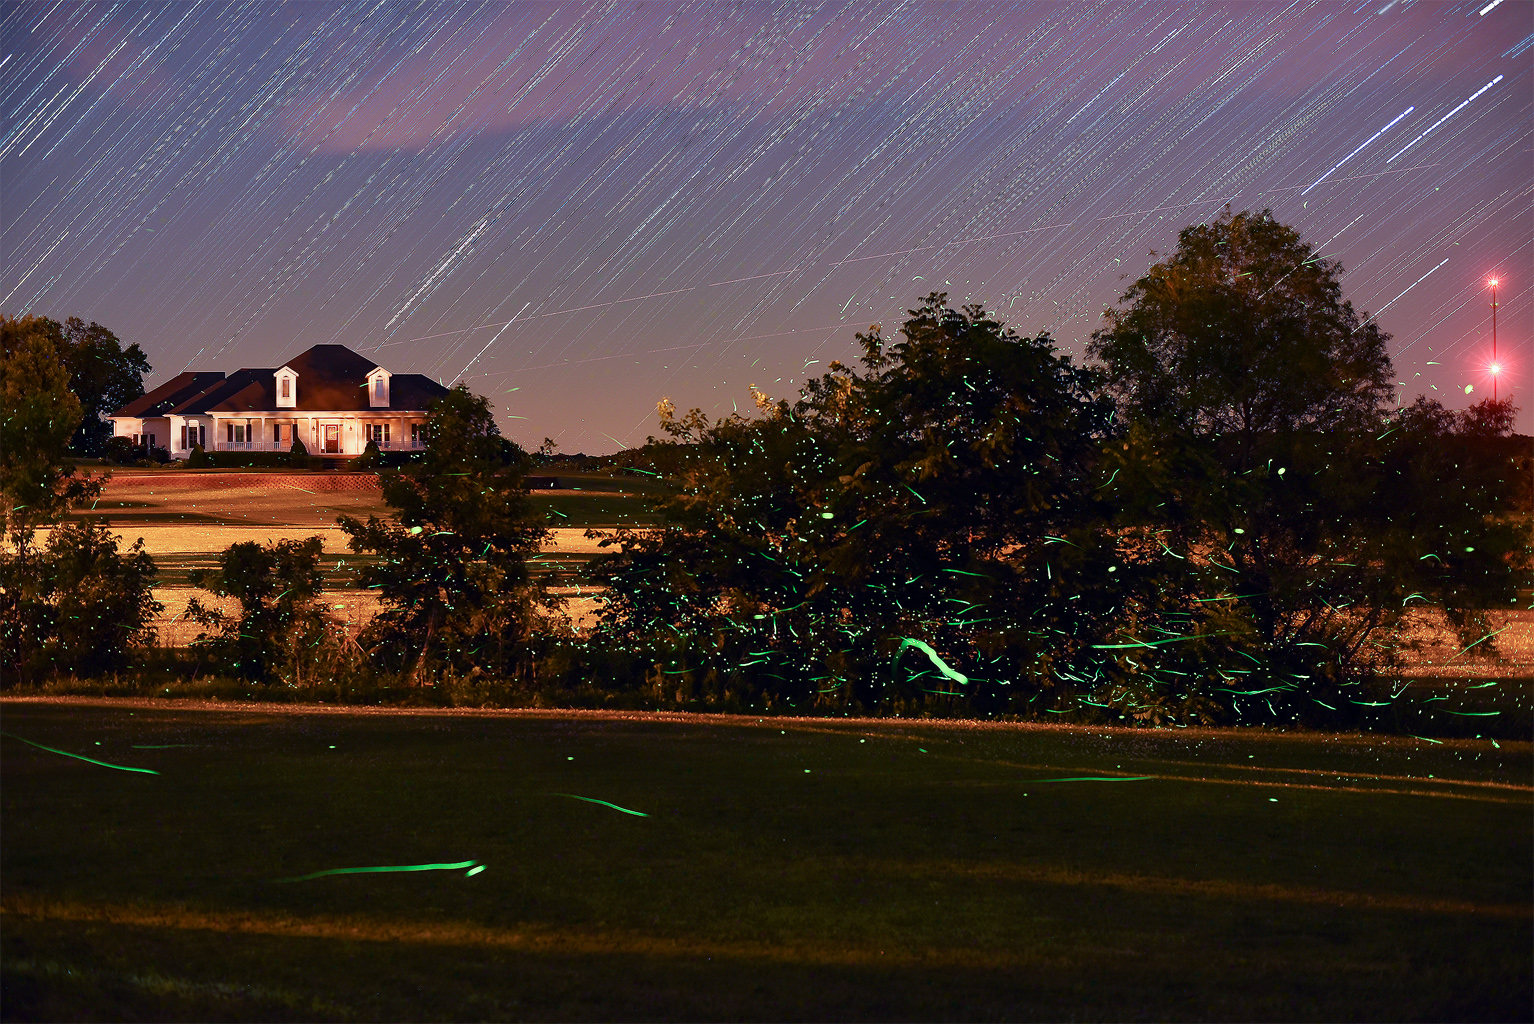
{"left": 4, "top": 1, "right": 1530, "bottom": 451}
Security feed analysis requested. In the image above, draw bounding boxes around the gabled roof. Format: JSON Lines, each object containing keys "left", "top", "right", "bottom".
{"left": 201, "top": 370, "right": 278, "bottom": 413}
{"left": 388, "top": 373, "right": 452, "bottom": 411}
{"left": 108, "top": 345, "right": 450, "bottom": 417}
{"left": 110, "top": 371, "right": 225, "bottom": 417}
{"left": 279, "top": 344, "right": 383, "bottom": 410}
{"left": 166, "top": 368, "right": 275, "bottom": 415}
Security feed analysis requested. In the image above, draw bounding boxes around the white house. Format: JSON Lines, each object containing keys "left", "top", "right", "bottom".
{"left": 107, "top": 344, "right": 451, "bottom": 459}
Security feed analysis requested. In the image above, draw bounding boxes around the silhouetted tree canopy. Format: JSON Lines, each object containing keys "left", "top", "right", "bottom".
{"left": 1, "top": 315, "right": 100, "bottom": 539}
{"left": 591, "top": 293, "right": 1119, "bottom": 713}
{"left": 339, "top": 385, "right": 553, "bottom": 679}
{"left": 58, "top": 317, "right": 151, "bottom": 455}
{"left": 1088, "top": 208, "right": 1528, "bottom": 724}
{"left": 1, "top": 317, "right": 159, "bottom": 684}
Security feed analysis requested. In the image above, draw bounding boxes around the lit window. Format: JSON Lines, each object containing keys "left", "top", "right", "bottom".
{"left": 374, "top": 377, "right": 385, "bottom": 401}
{"left": 281, "top": 378, "right": 290, "bottom": 398}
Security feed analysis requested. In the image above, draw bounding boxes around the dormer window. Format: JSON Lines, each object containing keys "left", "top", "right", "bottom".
{"left": 275, "top": 366, "right": 297, "bottom": 408}
{"left": 367, "top": 367, "right": 391, "bottom": 408}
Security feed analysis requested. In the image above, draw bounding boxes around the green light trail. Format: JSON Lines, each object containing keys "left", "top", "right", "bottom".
{"left": 1027, "top": 776, "right": 1154, "bottom": 782}
{"left": 276, "top": 860, "right": 483, "bottom": 882}
{"left": 2, "top": 732, "right": 159, "bottom": 774}
{"left": 895, "top": 638, "right": 969, "bottom": 685}
{"left": 553, "top": 793, "right": 650, "bottom": 816}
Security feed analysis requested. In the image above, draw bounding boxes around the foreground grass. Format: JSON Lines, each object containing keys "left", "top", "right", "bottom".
{"left": 2, "top": 700, "right": 1529, "bottom": 1022}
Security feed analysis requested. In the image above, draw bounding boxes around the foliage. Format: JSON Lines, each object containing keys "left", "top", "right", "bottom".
{"left": 186, "top": 443, "right": 211, "bottom": 467}
{"left": 290, "top": 436, "right": 309, "bottom": 457}
{"left": 339, "top": 386, "right": 553, "bottom": 680}
{"left": 42, "top": 519, "right": 161, "bottom": 676}
{"left": 589, "top": 293, "right": 1119, "bottom": 714}
{"left": 1087, "top": 208, "right": 1528, "bottom": 725}
{"left": 0, "top": 519, "right": 160, "bottom": 685}
{"left": 1, "top": 316, "right": 102, "bottom": 540}
{"left": 57, "top": 317, "right": 151, "bottom": 455}
{"left": 354, "top": 438, "right": 382, "bottom": 468}
{"left": 103, "top": 435, "right": 141, "bottom": 464}
{"left": 0, "top": 317, "right": 155, "bottom": 685}
{"left": 186, "top": 536, "right": 333, "bottom": 682}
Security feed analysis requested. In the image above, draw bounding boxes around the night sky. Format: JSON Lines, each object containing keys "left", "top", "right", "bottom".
{"left": 3, "top": 1, "right": 1530, "bottom": 451}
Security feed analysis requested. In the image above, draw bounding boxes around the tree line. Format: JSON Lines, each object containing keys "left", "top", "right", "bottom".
{"left": 2, "top": 210, "right": 1527, "bottom": 727}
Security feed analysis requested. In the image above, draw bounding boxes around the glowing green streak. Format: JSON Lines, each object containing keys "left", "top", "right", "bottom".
{"left": 1028, "top": 776, "right": 1154, "bottom": 782}
{"left": 554, "top": 793, "right": 649, "bottom": 817}
{"left": 1445, "top": 626, "right": 1509, "bottom": 662}
{"left": 895, "top": 638, "right": 968, "bottom": 685}
{"left": 277, "top": 860, "right": 481, "bottom": 882}
{"left": 2, "top": 732, "right": 158, "bottom": 774}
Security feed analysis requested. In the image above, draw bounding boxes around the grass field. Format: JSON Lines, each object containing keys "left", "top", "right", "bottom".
{"left": 2, "top": 700, "right": 1529, "bottom": 1021}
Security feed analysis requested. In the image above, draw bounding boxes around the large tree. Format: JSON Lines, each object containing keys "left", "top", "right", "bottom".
{"left": 0, "top": 316, "right": 100, "bottom": 539}
{"left": 59, "top": 317, "right": 151, "bottom": 455}
{"left": 1088, "top": 209, "right": 1527, "bottom": 724}
{"left": 1, "top": 317, "right": 158, "bottom": 684}
{"left": 339, "top": 386, "right": 552, "bottom": 680}
{"left": 590, "top": 293, "right": 1120, "bottom": 713}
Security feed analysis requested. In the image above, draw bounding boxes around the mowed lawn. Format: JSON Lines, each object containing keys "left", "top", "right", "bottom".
{"left": 1, "top": 701, "right": 1529, "bottom": 1022}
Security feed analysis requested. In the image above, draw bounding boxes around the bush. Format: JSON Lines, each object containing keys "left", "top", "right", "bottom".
{"left": 192, "top": 450, "right": 322, "bottom": 470}
{"left": 44, "top": 520, "right": 161, "bottom": 676}
{"left": 1, "top": 520, "right": 161, "bottom": 683}
{"left": 103, "top": 436, "right": 138, "bottom": 464}
{"left": 186, "top": 443, "right": 211, "bottom": 467}
{"left": 290, "top": 437, "right": 309, "bottom": 457}
{"left": 354, "top": 438, "right": 382, "bottom": 469}
{"left": 187, "top": 536, "right": 338, "bottom": 682}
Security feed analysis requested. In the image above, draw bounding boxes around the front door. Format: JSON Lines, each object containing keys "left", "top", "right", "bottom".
{"left": 324, "top": 424, "right": 341, "bottom": 454}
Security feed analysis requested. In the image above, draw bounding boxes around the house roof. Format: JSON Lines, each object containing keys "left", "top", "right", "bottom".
{"left": 196, "top": 369, "right": 277, "bottom": 413}
{"left": 111, "top": 371, "right": 226, "bottom": 417}
{"left": 109, "top": 345, "right": 450, "bottom": 417}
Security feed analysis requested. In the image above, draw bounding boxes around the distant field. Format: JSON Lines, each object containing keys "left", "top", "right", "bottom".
{"left": 2, "top": 700, "right": 1528, "bottom": 1022}
{"left": 48, "top": 471, "right": 658, "bottom": 638}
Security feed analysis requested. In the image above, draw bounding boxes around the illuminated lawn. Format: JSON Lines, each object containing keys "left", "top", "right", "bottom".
{"left": 2, "top": 700, "right": 1529, "bottom": 1022}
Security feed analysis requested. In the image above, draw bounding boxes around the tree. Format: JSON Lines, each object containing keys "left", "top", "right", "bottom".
{"left": 1, "top": 316, "right": 101, "bottom": 540}
{"left": 1087, "top": 208, "right": 1528, "bottom": 724}
{"left": 339, "top": 386, "right": 552, "bottom": 680}
{"left": 1, "top": 317, "right": 160, "bottom": 683}
{"left": 187, "top": 536, "right": 330, "bottom": 682}
{"left": 58, "top": 317, "right": 151, "bottom": 455}
{"left": 590, "top": 293, "right": 1120, "bottom": 713}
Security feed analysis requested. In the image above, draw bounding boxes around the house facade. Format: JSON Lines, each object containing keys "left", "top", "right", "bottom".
{"left": 107, "top": 344, "right": 451, "bottom": 459}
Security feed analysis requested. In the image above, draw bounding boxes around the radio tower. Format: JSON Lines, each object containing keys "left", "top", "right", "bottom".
{"left": 1490, "top": 277, "right": 1499, "bottom": 402}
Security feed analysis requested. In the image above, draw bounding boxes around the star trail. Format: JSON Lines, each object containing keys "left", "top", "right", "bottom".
{"left": 3, "top": 1, "right": 1529, "bottom": 449}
